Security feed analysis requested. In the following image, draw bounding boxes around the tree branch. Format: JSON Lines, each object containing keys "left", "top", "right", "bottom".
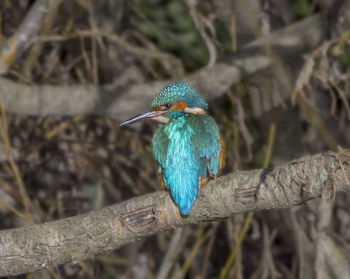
{"left": 0, "top": 13, "right": 327, "bottom": 120}
{"left": 0, "top": 148, "right": 349, "bottom": 276}
{"left": 0, "top": 0, "right": 63, "bottom": 75}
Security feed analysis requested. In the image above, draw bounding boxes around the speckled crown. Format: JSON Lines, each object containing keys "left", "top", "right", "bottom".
{"left": 151, "top": 83, "right": 208, "bottom": 110}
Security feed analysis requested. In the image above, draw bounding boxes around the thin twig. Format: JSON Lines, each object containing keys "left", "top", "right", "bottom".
{"left": 185, "top": 0, "right": 217, "bottom": 68}
{"left": 0, "top": 0, "right": 63, "bottom": 75}
{"left": 220, "top": 122, "right": 276, "bottom": 278}
{"left": 0, "top": 92, "right": 33, "bottom": 223}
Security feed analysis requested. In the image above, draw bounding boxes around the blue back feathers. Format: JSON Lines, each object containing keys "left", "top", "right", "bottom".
{"left": 151, "top": 83, "right": 221, "bottom": 215}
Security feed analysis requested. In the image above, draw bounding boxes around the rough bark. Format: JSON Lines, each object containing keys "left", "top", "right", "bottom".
{"left": 0, "top": 148, "right": 349, "bottom": 276}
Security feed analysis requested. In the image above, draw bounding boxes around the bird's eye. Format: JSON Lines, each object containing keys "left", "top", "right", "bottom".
{"left": 163, "top": 103, "right": 172, "bottom": 110}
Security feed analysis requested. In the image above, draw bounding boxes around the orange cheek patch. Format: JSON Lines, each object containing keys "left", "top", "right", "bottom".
{"left": 151, "top": 106, "right": 162, "bottom": 111}
{"left": 170, "top": 101, "right": 188, "bottom": 112}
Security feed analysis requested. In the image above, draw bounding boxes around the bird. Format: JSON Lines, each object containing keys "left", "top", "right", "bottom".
{"left": 120, "top": 82, "right": 225, "bottom": 215}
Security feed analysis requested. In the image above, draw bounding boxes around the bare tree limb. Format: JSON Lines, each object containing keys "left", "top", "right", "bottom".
{"left": 0, "top": 148, "right": 349, "bottom": 276}
{"left": 0, "top": 13, "right": 327, "bottom": 120}
{"left": 0, "top": 0, "right": 63, "bottom": 75}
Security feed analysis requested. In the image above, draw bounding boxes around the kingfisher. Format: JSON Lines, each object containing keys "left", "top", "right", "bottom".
{"left": 120, "top": 83, "right": 225, "bottom": 215}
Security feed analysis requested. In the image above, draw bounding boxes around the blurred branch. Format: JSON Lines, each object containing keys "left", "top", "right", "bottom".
{"left": 0, "top": 93, "right": 33, "bottom": 222}
{"left": 0, "top": 13, "right": 327, "bottom": 120}
{"left": 0, "top": 143, "right": 18, "bottom": 162}
{"left": 0, "top": 0, "right": 63, "bottom": 75}
{"left": 0, "top": 148, "right": 350, "bottom": 276}
{"left": 156, "top": 227, "right": 190, "bottom": 279}
{"left": 185, "top": 0, "right": 217, "bottom": 67}
{"left": 21, "top": 0, "right": 62, "bottom": 80}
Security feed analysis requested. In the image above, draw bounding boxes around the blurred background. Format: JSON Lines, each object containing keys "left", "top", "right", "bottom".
{"left": 0, "top": 0, "right": 350, "bottom": 278}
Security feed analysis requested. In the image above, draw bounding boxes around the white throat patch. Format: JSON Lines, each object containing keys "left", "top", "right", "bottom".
{"left": 184, "top": 107, "right": 206, "bottom": 115}
{"left": 153, "top": 115, "right": 170, "bottom": 123}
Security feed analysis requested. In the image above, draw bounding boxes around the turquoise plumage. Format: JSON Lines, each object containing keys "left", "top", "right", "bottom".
{"left": 153, "top": 114, "right": 221, "bottom": 214}
{"left": 120, "top": 83, "right": 225, "bottom": 215}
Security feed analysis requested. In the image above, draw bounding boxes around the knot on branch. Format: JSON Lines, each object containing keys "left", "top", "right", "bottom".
{"left": 234, "top": 187, "right": 258, "bottom": 204}
{"left": 119, "top": 205, "right": 161, "bottom": 235}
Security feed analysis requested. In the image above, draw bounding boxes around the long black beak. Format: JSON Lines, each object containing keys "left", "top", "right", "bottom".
{"left": 120, "top": 110, "right": 166, "bottom": 126}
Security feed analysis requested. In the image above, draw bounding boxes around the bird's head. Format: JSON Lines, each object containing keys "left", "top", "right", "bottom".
{"left": 120, "top": 83, "right": 208, "bottom": 126}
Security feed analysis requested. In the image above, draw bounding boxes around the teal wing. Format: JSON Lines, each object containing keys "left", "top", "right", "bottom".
{"left": 189, "top": 114, "right": 221, "bottom": 178}
{"left": 151, "top": 116, "right": 221, "bottom": 216}
{"left": 152, "top": 124, "right": 169, "bottom": 187}
{"left": 152, "top": 118, "right": 200, "bottom": 215}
